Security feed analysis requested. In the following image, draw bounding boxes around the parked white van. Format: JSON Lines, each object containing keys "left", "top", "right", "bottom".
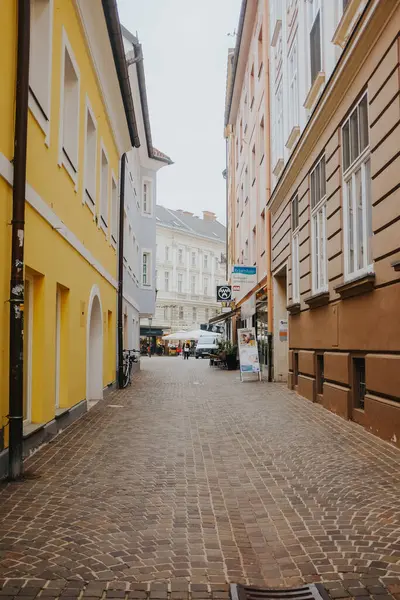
{"left": 195, "top": 333, "right": 221, "bottom": 359}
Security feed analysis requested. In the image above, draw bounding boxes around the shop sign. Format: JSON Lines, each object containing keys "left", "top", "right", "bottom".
{"left": 241, "top": 295, "right": 256, "bottom": 319}
{"left": 237, "top": 327, "right": 261, "bottom": 377}
{"left": 279, "top": 319, "right": 288, "bottom": 342}
{"left": 231, "top": 265, "right": 257, "bottom": 289}
{"left": 216, "top": 285, "right": 232, "bottom": 302}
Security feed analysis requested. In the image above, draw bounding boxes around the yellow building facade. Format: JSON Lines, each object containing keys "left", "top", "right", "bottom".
{"left": 0, "top": 0, "right": 138, "bottom": 475}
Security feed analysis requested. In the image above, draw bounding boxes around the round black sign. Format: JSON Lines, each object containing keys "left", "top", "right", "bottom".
{"left": 217, "top": 285, "right": 232, "bottom": 301}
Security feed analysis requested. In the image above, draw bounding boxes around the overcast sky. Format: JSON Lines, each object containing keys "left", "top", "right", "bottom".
{"left": 117, "top": 0, "right": 242, "bottom": 224}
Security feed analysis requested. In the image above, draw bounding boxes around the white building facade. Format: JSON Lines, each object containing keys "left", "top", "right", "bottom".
{"left": 121, "top": 27, "right": 172, "bottom": 352}
{"left": 150, "top": 208, "right": 227, "bottom": 334}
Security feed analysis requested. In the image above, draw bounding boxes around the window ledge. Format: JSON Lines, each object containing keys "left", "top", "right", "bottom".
{"left": 287, "top": 302, "right": 300, "bottom": 315}
{"left": 285, "top": 126, "right": 301, "bottom": 151}
{"left": 273, "top": 157, "right": 284, "bottom": 177}
{"left": 304, "top": 290, "right": 330, "bottom": 308}
{"left": 334, "top": 273, "right": 375, "bottom": 299}
{"left": 304, "top": 72, "right": 325, "bottom": 111}
{"left": 332, "top": 0, "right": 365, "bottom": 48}
{"left": 271, "top": 19, "right": 282, "bottom": 47}
{"left": 55, "top": 407, "right": 70, "bottom": 419}
{"left": 23, "top": 422, "right": 45, "bottom": 439}
{"left": 391, "top": 259, "right": 400, "bottom": 272}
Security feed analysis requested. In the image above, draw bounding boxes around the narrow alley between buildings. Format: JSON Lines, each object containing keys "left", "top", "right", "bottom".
{"left": 0, "top": 359, "right": 399, "bottom": 600}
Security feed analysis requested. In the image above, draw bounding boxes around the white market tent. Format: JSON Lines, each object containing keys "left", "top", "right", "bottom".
{"left": 162, "top": 329, "right": 222, "bottom": 342}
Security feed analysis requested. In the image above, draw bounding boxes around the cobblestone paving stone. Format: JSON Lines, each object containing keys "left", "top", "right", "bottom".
{"left": 0, "top": 358, "right": 399, "bottom": 600}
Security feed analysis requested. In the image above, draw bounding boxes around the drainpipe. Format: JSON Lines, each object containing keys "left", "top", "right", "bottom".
{"left": 8, "top": 0, "right": 31, "bottom": 481}
{"left": 263, "top": 1, "right": 273, "bottom": 382}
{"left": 117, "top": 153, "right": 126, "bottom": 388}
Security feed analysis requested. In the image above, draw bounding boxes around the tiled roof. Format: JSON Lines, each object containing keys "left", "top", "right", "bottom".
{"left": 156, "top": 206, "right": 226, "bottom": 243}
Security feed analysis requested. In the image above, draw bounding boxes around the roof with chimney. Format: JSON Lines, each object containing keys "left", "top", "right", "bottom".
{"left": 156, "top": 206, "right": 226, "bottom": 243}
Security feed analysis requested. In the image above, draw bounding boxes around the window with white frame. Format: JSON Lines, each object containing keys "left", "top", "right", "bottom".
{"left": 178, "top": 248, "right": 183, "bottom": 264}
{"left": 204, "top": 254, "right": 208, "bottom": 269}
{"left": 191, "top": 275, "right": 196, "bottom": 294}
{"left": 164, "top": 271, "right": 170, "bottom": 291}
{"left": 205, "top": 308, "right": 209, "bottom": 322}
{"left": 259, "top": 116, "right": 265, "bottom": 164}
{"left": 251, "top": 145, "right": 256, "bottom": 186}
{"left": 165, "top": 246, "right": 169, "bottom": 262}
{"left": 292, "top": 195, "right": 300, "bottom": 303}
{"left": 100, "top": 148, "right": 108, "bottom": 228}
{"left": 84, "top": 104, "right": 96, "bottom": 207}
{"left": 203, "top": 277, "right": 209, "bottom": 296}
{"left": 179, "top": 306, "right": 184, "bottom": 320}
{"left": 310, "top": 156, "right": 327, "bottom": 293}
{"left": 111, "top": 177, "right": 118, "bottom": 244}
{"left": 29, "top": 0, "right": 52, "bottom": 129}
{"left": 164, "top": 306, "right": 169, "bottom": 321}
{"left": 142, "top": 252, "right": 151, "bottom": 287}
{"left": 142, "top": 180, "right": 152, "bottom": 215}
{"left": 308, "top": 0, "right": 322, "bottom": 86}
{"left": 250, "top": 64, "right": 255, "bottom": 108}
{"left": 61, "top": 40, "right": 80, "bottom": 174}
{"left": 342, "top": 93, "right": 372, "bottom": 279}
{"left": 258, "top": 25, "right": 263, "bottom": 77}
{"left": 178, "top": 272, "right": 183, "bottom": 293}
{"left": 288, "top": 36, "right": 299, "bottom": 133}
{"left": 274, "top": 79, "right": 284, "bottom": 167}
{"left": 192, "top": 307, "right": 197, "bottom": 323}
{"left": 191, "top": 252, "right": 196, "bottom": 267}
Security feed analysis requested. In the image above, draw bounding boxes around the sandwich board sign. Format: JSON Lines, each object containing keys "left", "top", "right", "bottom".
{"left": 237, "top": 327, "right": 261, "bottom": 382}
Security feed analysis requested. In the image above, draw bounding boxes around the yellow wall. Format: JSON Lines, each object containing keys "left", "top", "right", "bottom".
{"left": 0, "top": 0, "right": 121, "bottom": 443}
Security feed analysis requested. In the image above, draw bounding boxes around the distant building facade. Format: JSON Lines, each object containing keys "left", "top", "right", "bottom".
{"left": 121, "top": 27, "right": 172, "bottom": 352}
{"left": 149, "top": 208, "right": 226, "bottom": 336}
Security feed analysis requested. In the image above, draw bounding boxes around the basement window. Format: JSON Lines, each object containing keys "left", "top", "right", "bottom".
{"left": 353, "top": 357, "right": 366, "bottom": 410}
{"left": 316, "top": 354, "right": 324, "bottom": 394}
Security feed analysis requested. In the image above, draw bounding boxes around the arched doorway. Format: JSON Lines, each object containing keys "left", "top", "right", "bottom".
{"left": 86, "top": 285, "right": 103, "bottom": 403}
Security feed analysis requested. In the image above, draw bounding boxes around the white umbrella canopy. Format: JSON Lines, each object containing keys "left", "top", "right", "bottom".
{"left": 162, "top": 331, "right": 189, "bottom": 341}
{"left": 184, "top": 329, "right": 222, "bottom": 341}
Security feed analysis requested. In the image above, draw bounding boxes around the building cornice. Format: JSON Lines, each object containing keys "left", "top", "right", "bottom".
{"left": 267, "top": 0, "right": 393, "bottom": 214}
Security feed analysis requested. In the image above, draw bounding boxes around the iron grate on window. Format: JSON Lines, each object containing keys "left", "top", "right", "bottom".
{"left": 230, "top": 583, "right": 331, "bottom": 600}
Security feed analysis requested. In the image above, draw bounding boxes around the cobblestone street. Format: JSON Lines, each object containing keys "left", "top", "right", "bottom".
{"left": 0, "top": 357, "right": 399, "bottom": 600}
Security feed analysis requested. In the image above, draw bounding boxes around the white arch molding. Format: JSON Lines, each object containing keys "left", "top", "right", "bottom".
{"left": 86, "top": 284, "right": 104, "bottom": 403}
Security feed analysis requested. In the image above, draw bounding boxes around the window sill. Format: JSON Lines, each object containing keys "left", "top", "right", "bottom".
{"left": 304, "top": 290, "right": 329, "bottom": 308}
{"left": 304, "top": 71, "right": 325, "bottom": 111}
{"left": 287, "top": 302, "right": 300, "bottom": 315}
{"left": 332, "top": 0, "right": 365, "bottom": 48}
{"left": 273, "top": 157, "right": 284, "bottom": 177}
{"left": 23, "top": 422, "right": 45, "bottom": 439}
{"left": 285, "top": 126, "right": 300, "bottom": 151}
{"left": 271, "top": 19, "right": 282, "bottom": 47}
{"left": 334, "top": 273, "right": 375, "bottom": 299}
{"left": 29, "top": 90, "right": 50, "bottom": 145}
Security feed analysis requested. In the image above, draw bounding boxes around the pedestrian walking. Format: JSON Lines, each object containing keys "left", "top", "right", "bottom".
{"left": 147, "top": 344, "right": 151, "bottom": 357}
{"left": 183, "top": 343, "right": 190, "bottom": 360}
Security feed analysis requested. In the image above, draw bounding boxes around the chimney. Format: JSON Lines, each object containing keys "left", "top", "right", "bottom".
{"left": 203, "top": 211, "right": 217, "bottom": 222}
{"left": 182, "top": 211, "right": 194, "bottom": 216}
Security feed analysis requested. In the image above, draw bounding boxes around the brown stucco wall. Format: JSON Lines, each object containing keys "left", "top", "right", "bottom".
{"left": 278, "top": 4, "right": 400, "bottom": 447}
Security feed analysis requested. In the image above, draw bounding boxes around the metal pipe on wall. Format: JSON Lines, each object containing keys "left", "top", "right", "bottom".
{"left": 8, "top": 0, "right": 31, "bottom": 480}
{"left": 117, "top": 153, "right": 126, "bottom": 388}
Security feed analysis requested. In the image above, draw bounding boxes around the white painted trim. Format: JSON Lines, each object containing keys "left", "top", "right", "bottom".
{"left": 82, "top": 94, "right": 98, "bottom": 215}
{"left": 24, "top": 274, "right": 34, "bottom": 424}
{"left": 123, "top": 291, "right": 140, "bottom": 312}
{"left": 0, "top": 151, "right": 118, "bottom": 290}
{"left": 86, "top": 284, "right": 103, "bottom": 402}
{"left": 141, "top": 248, "right": 153, "bottom": 289}
{"left": 29, "top": 0, "right": 54, "bottom": 147}
{"left": 99, "top": 139, "right": 109, "bottom": 234}
{"left": 58, "top": 27, "right": 81, "bottom": 191}
{"left": 110, "top": 170, "right": 118, "bottom": 248}
{"left": 55, "top": 286, "right": 61, "bottom": 409}
{"left": 141, "top": 177, "right": 153, "bottom": 218}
